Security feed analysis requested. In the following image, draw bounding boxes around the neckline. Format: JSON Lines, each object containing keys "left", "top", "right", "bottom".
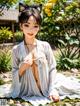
{"left": 24, "top": 38, "right": 37, "bottom": 46}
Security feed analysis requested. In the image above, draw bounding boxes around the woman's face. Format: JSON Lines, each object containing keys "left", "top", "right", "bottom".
{"left": 20, "top": 16, "right": 40, "bottom": 39}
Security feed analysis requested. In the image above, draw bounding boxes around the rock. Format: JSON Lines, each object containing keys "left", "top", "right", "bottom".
{"left": 75, "top": 102, "right": 80, "bottom": 106}
{"left": 9, "top": 99, "right": 14, "bottom": 104}
{"left": 3, "top": 75, "right": 7, "bottom": 78}
{"left": 21, "top": 102, "right": 31, "bottom": 106}
{"left": 15, "top": 101, "right": 22, "bottom": 106}
{"left": 71, "top": 68, "right": 78, "bottom": 76}
{"left": 0, "top": 72, "right": 12, "bottom": 82}
{"left": 63, "top": 103, "right": 72, "bottom": 106}
{"left": 15, "top": 103, "right": 22, "bottom": 106}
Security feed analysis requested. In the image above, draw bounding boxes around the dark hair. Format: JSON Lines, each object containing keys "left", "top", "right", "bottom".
{"left": 18, "top": 7, "right": 42, "bottom": 25}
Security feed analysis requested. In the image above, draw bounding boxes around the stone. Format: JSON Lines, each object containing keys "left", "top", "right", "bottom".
{"left": 21, "top": 102, "right": 31, "bottom": 106}
{"left": 75, "top": 102, "right": 80, "bottom": 106}
{"left": 9, "top": 99, "right": 14, "bottom": 104}
{"left": 63, "top": 103, "right": 72, "bottom": 106}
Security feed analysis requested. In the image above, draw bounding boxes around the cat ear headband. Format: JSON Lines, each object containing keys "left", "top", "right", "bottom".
{"left": 19, "top": 3, "right": 42, "bottom": 13}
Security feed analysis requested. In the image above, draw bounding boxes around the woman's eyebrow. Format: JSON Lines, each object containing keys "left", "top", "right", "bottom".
{"left": 26, "top": 22, "right": 30, "bottom": 24}
{"left": 25, "top": 22, "right": 38, "bottom": 25}
{"left": 34, "top": 24, "right": 38, "bottom": 26}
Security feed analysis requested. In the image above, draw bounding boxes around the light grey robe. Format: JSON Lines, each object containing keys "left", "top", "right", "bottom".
{"left": 0, "top": 39, "right": 80, "bottom": 105}
{"left": 11, "top": 39, "right": 58, "bottom": 99}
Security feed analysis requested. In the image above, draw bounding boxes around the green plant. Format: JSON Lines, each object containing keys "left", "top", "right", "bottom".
{"left": 36, "top": 0, "right": 80, "bottom": 47}
{"left": 0, "top": 0, "right": 18, "bottom": 15}
{"left": 0, "top": 78, "right": 5, "bottom": 85}
{"left": 0, "top": 49, "right": 11, "bottom": 72}
{"left": 0, "top": 27, "right": 13, "bottom": 43}
{"left": 56, "top": 33, "right": 80, "bottom": 70}
{"left": 14, "top": 31, "right": 23, "bottom": 42}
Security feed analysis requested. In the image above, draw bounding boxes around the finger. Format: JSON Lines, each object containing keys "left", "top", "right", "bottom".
{"left": 49, "top": 96, "right": 53, "bottom": 101}
{"left": 52, "top": 96, "right": 60, "bottom": 102}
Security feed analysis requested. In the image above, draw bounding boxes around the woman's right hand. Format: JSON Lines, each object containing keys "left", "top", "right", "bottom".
{"left": 23, "top": 53, "right": 33, "bottom": 66}
{"left": 49, "top": 95, "right": 60, "bottom": 102}
{"left": 19, "top": 53, "right": 33, "bottom": 76}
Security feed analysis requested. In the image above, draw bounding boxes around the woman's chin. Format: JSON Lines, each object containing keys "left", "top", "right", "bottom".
{"left": 26, "top": 35, "right": 35, "bottom": 39}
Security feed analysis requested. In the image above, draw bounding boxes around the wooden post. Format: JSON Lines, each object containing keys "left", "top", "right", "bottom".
{"left": 12, "top": 22, "right": 15, "bottom": 44}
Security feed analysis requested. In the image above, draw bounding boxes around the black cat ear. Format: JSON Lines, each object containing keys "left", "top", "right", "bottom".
{"left": 37, "top": 4, "right": 42, "bottom": 13}
{"left": 19, "top": 3, "right": 29, "bottom": 12}
{"left": 31, "top": 4, "right": 42, "bottom": 13}
{"left": 19, "top": 3, "right": 42, "bottom": 13}
{"left": 19, "top": 3, "right": 25, "bottom": 12}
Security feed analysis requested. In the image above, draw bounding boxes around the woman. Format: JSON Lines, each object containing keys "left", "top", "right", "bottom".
{"left": 11, "top": 3, "right": 59, "bottom": 102}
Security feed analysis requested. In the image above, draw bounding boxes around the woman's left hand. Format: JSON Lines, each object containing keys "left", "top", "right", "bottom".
{"left": 49, "top": 95, "right": 60, "bottom": 102}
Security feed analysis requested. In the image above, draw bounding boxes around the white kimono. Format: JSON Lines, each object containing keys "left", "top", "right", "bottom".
{"left": 0, "top": 39, "right": 80, "bottom": 106}
{"left": 11, "top": 39, "right": 58, "bottom": 99}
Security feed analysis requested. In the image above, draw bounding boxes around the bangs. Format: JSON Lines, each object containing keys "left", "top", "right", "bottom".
{"left": 18, "top": 8, "right": 42, "bottom": 25}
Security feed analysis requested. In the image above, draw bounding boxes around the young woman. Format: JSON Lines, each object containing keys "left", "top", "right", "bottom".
{"left": 11, "top": 3, "right": 60, "bottom": 102}
{"left": 0, "top": 3, "right": 79, "bottom": 106}
{"left": 11, "top": 3, "right": 80, "bottom": 105}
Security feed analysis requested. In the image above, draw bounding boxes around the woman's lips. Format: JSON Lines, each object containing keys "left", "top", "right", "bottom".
{"left": 27, "top": 33, "right": 33, "bottom": 36}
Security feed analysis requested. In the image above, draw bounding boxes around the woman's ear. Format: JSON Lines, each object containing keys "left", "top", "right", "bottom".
{"left": 37, "top": 25, "right": 41, "bottom": 33}
{"left": 39, "top": 25, "right": 41, "bottom": 30}
{"left": 19, "top": 23, "right": 23, "bottom": 31}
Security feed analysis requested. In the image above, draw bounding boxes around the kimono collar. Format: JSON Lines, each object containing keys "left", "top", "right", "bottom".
{"left": 19, "top": 39, "right": 39, "bottom": 59}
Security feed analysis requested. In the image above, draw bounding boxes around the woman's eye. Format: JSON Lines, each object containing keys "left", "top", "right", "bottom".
{"left": 24, "top": 24, "right": 29, "bottom": 27}
{"left": 34, "top": 26, "right": 38, "bottom": 28}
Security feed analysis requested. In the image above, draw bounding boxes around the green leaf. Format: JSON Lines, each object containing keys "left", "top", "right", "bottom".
{"left": 69, "top": 39, "right": 79, "bottom": 45}
{"left": 65, "top": 33, "right": 70, "bottom": 40}
{"left": 58, "top": 39, "right": 66, "bottom": 46}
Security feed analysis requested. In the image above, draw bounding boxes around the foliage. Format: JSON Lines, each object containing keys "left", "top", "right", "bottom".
{"left": 0, "top": 49, "right": 11, "bottom": 72}
{"left": 56, "top": 33, "right": 80, "bottom": 70}
{"left": 24, "top": 0, "right": 46, "bottom": 5}
{"left": 0, "top": 0, "right": 18, "bottom": 14}
{"left": 0, "top": 78, "right": 5, "bottom": 85}
{"left": 0, "top": 0, "right": 18, "bottom": 7}
{"left": 0, "top": 27, "right": 13, "bottom": 43}
{"left": 14, "top": 31, "right": 23, "bottom": 42}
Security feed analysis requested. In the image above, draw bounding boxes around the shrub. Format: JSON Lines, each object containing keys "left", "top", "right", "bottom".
{"left": 0, "top": 78, "right": 5, "bottom": 85}
{"left": 0, "top": 49, "right": 11, "bottom": 73}
{"left": 56, "top": 49, "right": 79, "bottom": 71}
{"left": 56, "top": 33, "right": 80, "bottom": 70}
{"left": 14, "top": 31, "right": 23, "bottom": 42}
{"left": 0, "top": 27, "right": 13, "bottom": 43}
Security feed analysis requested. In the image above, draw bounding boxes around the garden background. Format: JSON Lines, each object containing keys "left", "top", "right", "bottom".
{"left": 0, "top": 0, "right": 80, "bottom": 106}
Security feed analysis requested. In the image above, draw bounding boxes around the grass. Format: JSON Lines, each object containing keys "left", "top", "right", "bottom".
{"left": 0, "top": 78, "right": 5, "bottom": 85}
{"left": 0, "top": 97, "right": 78, "bottom": 106}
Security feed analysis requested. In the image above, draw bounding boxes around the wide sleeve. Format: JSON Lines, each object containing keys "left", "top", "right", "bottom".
{"left": 11, "top": 46, "right": 21, "bottom": 98}
{"left": 45, "top": 42, "right": 59, "bottom": 96}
